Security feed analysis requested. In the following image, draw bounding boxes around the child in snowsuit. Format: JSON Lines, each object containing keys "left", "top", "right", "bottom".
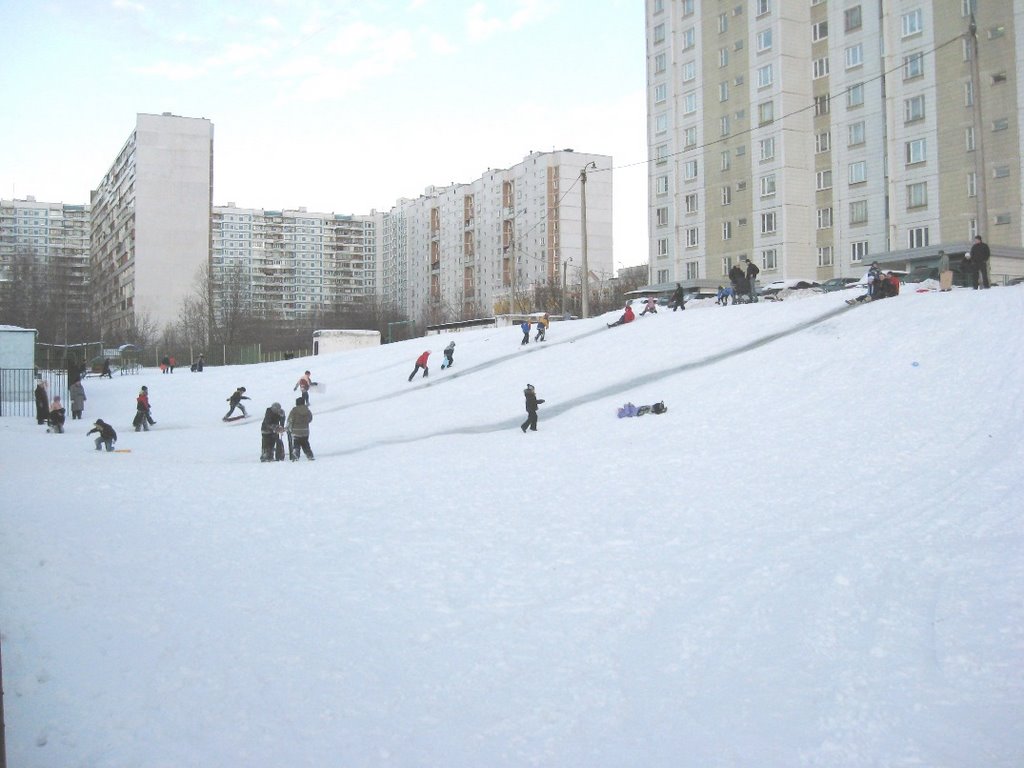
{"left": 69, "top": 379, "right": 86, "bottom": 420}
{"left": 286, "top": 397, "right": 315, "bottom": 461}
{"left": 133, "top": 386, "right": 154, "bottom": 431}
{"left": 520, "top": 384, "right": 545, "bottom": 432}
{"left": 520, "top": 321, "right": 531, "bottom": 345}
{"left": 607, "top": 304, "right": 635, "bottom": 328}
{"left": 48, "top": 396, "right": 66, "bottom": 433}
{"left": 639, "top": 296, "right": 658, "bottom": 316}
{"left": 224, "top": 387, "right": 249, "bottom": 419}
{"left": 87, "top": 419, "right": 117, "bottom": 451}
{"left": 408, "top": 351, "right": 430, "bottom": 381}
{"left": 260, "top": 402, "right": 286, "bottom": 462}
{"left": 535, "top": 316, "right": 548, "bottom": 341}
{"left": 441, "top": 341, "right": 456, "bottom": 369}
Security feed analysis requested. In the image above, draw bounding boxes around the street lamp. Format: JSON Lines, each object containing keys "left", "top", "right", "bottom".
{"left": 579, "top": 161, "right": 597, "bottom": 318}
{"left": 561, "top": 257, "right": 573, "bottom": 318}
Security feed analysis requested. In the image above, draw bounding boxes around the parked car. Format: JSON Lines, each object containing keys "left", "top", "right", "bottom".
{"left": 818, "top": 277, "right": 859, "bottom": 292}
{"left": 758, "top": 279, "right": 821, "bottom": 299}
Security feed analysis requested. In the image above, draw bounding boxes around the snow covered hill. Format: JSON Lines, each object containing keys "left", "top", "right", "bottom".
{"left": 2, "top": 286, "right": 1023, "bottom": 767}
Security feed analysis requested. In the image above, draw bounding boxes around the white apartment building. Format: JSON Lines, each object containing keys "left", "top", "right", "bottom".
{"left": 385, "top": 150, "right": 613, "bottom": 324}
{"left": 211, "top": 205, "right": 381, "bottom": 324}
{"left": 646, "top": 0, "right": 1024, "bottom": 289}
{"left": 90, "top": 113, "right": 213, "bottom": 338}
{"left": 0, "top": 197, "right": 92, "bottom": 339}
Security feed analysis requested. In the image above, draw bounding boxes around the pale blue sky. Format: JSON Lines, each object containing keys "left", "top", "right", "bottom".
{"left": 0, "top": 0, "right": 648, "bottom": 269}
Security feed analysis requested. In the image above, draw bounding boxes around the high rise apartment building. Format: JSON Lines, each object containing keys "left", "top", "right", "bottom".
{"left": 90, "top": 113, "right": 214, "bottom": 338}
{"left": 210, "top": 205, "right": 381, "bottom": 322}
{"left": 0, "top": 197, "right": 92, "bottom": 338}
{"left": 646, "top": 0, "right": 1023, "bottom": 288}
{"left": 386, "top": 150, "right": 613, "bottom": 323}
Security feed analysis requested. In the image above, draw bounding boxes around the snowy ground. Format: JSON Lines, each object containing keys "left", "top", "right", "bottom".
{"left": 2, "top": 285, "right": 1023, "bottom": 767}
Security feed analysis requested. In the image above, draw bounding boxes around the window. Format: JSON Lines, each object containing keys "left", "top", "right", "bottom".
{"left": 722, "top": 221, "right": 733, "bottom": 240}
{"left": 718, "top": 13, "right": 729, "bottom": 33}
{"left": 812, "top": 20, "right": 828, "bottom": 42}
{"left": 813, "top": 57, "right": 830, "bottom": 79}
{"left": 961, "top": 0, "right": 976, "bottom": 16}
{"left": 681, "top": 0, "right": 694, "bottom": 15}
{"left": 849, "top": 120, "right": 865, "bottom": 146}
{"left": 655, "top": 143, "right": 669, "bottom": 164}
{"left": 719, "top": 81, "right": 730, "bottom": 101}
{"left": 815, "top": 94, "right": 831, "bottom": 116}
{"left": 988, "top": 26, "right": 1006, "bottom": 39}
{"left": 653, "top": 24, "right": 666, "bottom": 44}
{"left": 845, "top": 44, "right": 863, "bottom": 69}
{"left": 657, "top": 268, "right": 670, "bottom": 283}
{"left": 760, "top": 174, "right": 777, "bottom": 197}
{"left": 817, "top": 207, "right": 833, "bottom": 229}
{"left": 965, "top": 126, "right": 975, "bottom": 150}
{"left": 847, "top": 82, "right": 865, "bottom": 108}
{"left": 907, "top": 181, "right": 927, "bottom": 209}
{"left": 719, "top": 47, "right": 729, "bottom": 67}
{"left": 757, "top": 64, "right": 774, "bottom": 88}
{"left": 657, "top": 238, "right": 669, "bottom": 257}
{"left": 903, "top": 53, "right": 924, "bottom": 79}
{"left": 905, "top": 138, "right": 926, "bottom": 165}
{"left": 816, "top": 169, "right": 833, "bottom": 190}
{"left": 685, "top": 193, "right": 699, "bottom": 213}
{"left": 849, "top": 161, "right": 867, "bottom": 184}
{"left": 993, "top": 165, "right": 1010, "bottom": 179}
{"left": 904, "top": 94, "right": 925, "bottom": 123}
{"left": 722, "top": 256, "right": 733, "bottom": 276}
{"left": 908, "top": 226, "right": 929, "bottom": 248}
{"left": 654, "top": 53, "right": 667, "bottom": 74}
{"left": 684, "top": 126, "right": 697, "bottom": 148}
{"left": 686, "top": 261, "right": 700, "bottom": 280}
{"left": 656, "top": 175, "right": 669, "bottom": 195}
{"left": 760, "top": 137, "right": 776, "bottom": 161}
{"left": 682, "top": 60, "right": 697, "bottom": 82}
{"left": 991, "top": 73, "right": 1007, "bottom": 85}
{"left": 851, "top": 240, "right": 869, "bottom": 262}
{"left": 721, "top": 186, "right": 732, "bottom": 205}
{"left": 756, "top": 29, "right": 772, "bottom": 52}
{"left": 656, "top": 113, "right": 669, "bottom": 134}
{"left": 758, "top": 100, "right": 775, "bottom": 125}
{"left": 964, "top": 81, "right": 974, "bottom": 107}
{"left": 686, "top": 227, "right": 700, "bottom": 247}
{"left": 849, "top": 200, "right": 868, "bottom": 224}
{"left": 682, "top": 26, "right": 696, "bottom": 49}
{"left": 653, "top": 0, "right": 664, "bottom": 12}
{"left": 756, "top": 0, "right": 771, "bottom": 16}
{"left": 721, "top": 150, "right": 731, "bottom": 171}
{"left": 720, "top": 115, "right": 731, "bottom": 137}
{"left": 760, "top": 211, "right": 777, "bottom": 234}
{"left": 901, "top": 9, "right": 923, "bottom": 38}
{"left": 994, "top": 213, "right": 1012, "bottom": 226}
{"left": 815, "top": 131, "right": 831, "bottom": 153}
{"left": 818, "top": 246, "right": 834, "bottom": 267}
{"left": 967, "top": 172, "right": 977, "bottom": 197}
{"left": 968, "top": 218, "right": 978, "bottom": 239}
{"left": 683, "top": 91, "right": 698, "bottom": 114}
{"left": 656, "top": 206, "right": 669, "bottom": 227}
{"left": 654, "top": 83, "right": 667, "bottom": 103}
{"left": 992, "top": 118, "right": 1009, "bottom": 132}
{"left": 762, "top": 248, "right": 778, "bottom": 270}
{"left": 844, "top": 5, "right": 862, "bottom": 32}
{"left": 683, "top": 159, "right": 698, "bottom": 180}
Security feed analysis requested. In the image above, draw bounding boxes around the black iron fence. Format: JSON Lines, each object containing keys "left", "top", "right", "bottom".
{"left": 0, "top": 368, "right": 68, "bottom": 419}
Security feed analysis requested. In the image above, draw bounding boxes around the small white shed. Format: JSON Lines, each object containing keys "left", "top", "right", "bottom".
{"left": 0, "top": 325, "right": 36, "bottom": 369}
{"left": 312, "top": 329, "right": 381, "bottom": 356}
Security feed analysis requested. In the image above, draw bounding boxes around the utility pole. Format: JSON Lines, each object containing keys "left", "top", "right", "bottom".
{"left": 968, "top": 13, "right": 988, "bottom": 237}
{"left": 561, "top": 257, "right": 572, "bottom": 317}
{"left": 579, "top": 162, "right": 596, "bottom": 319}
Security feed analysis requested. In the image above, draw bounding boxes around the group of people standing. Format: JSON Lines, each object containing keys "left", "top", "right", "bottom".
{"left": 726, "top": 258, "right": 760, "bottom": 305}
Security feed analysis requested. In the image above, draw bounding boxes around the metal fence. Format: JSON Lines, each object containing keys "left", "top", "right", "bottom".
{"left": 0, "top": 368, "right": 68, "bottom": 419}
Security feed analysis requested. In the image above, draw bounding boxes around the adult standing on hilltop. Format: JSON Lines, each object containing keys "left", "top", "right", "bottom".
{"left": 969, "top": 235, "right": 991, "bottom": 289}
{"left": 670, "top": 283, "right": 685, "bottom": 311}
{"left": 937, "top": 250, "right": 953, "bottom": 292}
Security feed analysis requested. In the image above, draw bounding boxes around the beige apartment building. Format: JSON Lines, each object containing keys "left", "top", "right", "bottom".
{"left": 90, "top": 113, "right": 214, "bottom": 338}
{"left": 646, "top": 0, "right": 1023, "bottom": 291}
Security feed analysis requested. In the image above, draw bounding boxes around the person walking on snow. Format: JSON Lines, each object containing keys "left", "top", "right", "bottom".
{"left": 520, "top": 320, "right": 531, "bottom": 345}
{"left": 69, "top": 378, "right": 87, "bottom": 420}
{"left": 134, "top": 386, "right": 155, "bottom": 431}
{"left": 535, "top": 314, "right": 548, "bottom": 341}
{"left": 286, "top": 397, "right": 315, "bottom": 461}
{"left": 670, "top": 283, "right": 686, "bottom": 311}
{"left": 441, "top": 341, "right": 456, "bottom": 369}
{"left": 520, "top": 384, "right": 545, "bottom": 432}
{"left": 87, "top": 419, "right": 117, "bottom": 451}
{"left": 224, "top": 387, "right": 249, "bottom": 420}
{"left": 408, "top": 351, "right": 430, "bottom": 381}
{"left": 294, "top": 370, "right": 316, "bottom": 404}
{"left": 260, "top": 402, "right": 286, "bottom": 462}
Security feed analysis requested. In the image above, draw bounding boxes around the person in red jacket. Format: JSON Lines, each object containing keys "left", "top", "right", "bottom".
{"left": 607, "top": 303, "right": 636, "bottom": 328}
{"left": 408, "top": 351, "right": 430, "bottom": 381}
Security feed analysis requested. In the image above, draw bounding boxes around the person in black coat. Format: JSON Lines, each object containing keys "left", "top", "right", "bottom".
{"left": 34, "top": 380, "right": 49, "bottom": 425}
{"left": 670, "top": 283, "right": 685, "bottom": 311}
{"left": 728, "top": 264, "right": 748, "bottom": 301}
{"left": 260, "top": 402, "right": 286, "bottom": 461}
{"left": 744, "top": 258, "right": 760, "bottom": 302}
{"left": 87, "top": 419, "right": 118, "bottom": 451}
{"left": 520, "top": 384, "right": 545, "bottom": 433}
{"left": 968, "top": 235, "right": 991, "bottom": 289}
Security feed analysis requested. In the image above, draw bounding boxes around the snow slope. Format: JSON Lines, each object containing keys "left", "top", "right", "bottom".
{"left": 2, "top": 286, "right": 1023, "bottom": 767}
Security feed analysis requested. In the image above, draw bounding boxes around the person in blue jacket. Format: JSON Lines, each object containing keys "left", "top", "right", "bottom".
{"left": 520, "top": 320, "right": 531, "bottom": 346}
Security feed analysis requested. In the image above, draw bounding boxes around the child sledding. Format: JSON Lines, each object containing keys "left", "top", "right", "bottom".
{"left": 617, "top": 401, "right": 668, "bottom": 418}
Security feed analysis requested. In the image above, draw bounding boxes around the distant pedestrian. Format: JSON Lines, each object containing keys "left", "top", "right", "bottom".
{"left": 520, "top": 320, "right": 531, "bottom": 345}
{"left": 670, "top": 283, "right": 685, "bottom": 311}
{"left": 34, "top": 379, "right": 49, "bottom": 425}
{"left": 520, "top": 384, "right": 545, "bottom": 433}
{"left": 408, "top": 351, "right": 430, "bottom": 381}
{"left": 744, "top": 257, "right": 760, "bottom": 302}
{"left": 169, "top": 356, "right": 176, "bottom": 373}
{"left": 937, "top": 250, "right": 953, "bottom": 292}
{"left": 160, "top": 356, "right": 170, "bottom": 374}
{"left": 101, "top": 358, "right": 113, "bottom": 378}
{"left": 69, "top": 379, "right": 87, "bottom": 420}
{"left": 286, "top": 397, "right": 315, "bottom": 461}
{"left": 224, "top": 386, "right": 249, "bottom": 420}
{"left": 969, "top": 235, "right": 991, "bottom": 289}
{"left": 441, "top": 341, "right": 456, "bottom": 369}
{"left": 87, "top": 419, "right": 117, "bottom": 452}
